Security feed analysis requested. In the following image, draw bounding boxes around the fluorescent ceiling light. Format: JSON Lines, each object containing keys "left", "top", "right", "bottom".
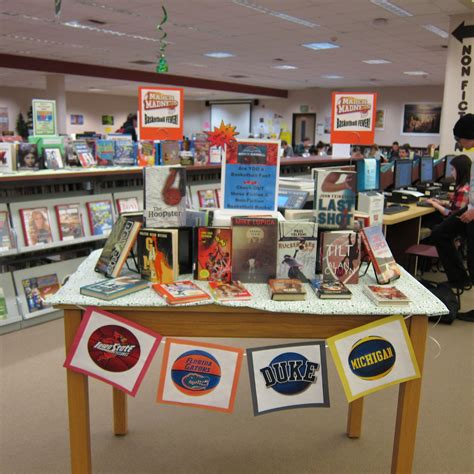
{"left": 273, "top": 65, "right": 298, "bottom": 70}
{"left": 87, "top": 87, "right": 105, "bottom": 92}
{"left": 403, "top": 71, "right": 428, "bottom": 75}
{"left": 363, "top": 59, "right": 391, "bottom": 64}
{"left": 322, "top": 75, "right": 344, "bottom": 79}
{"left": 422, "top": 24, "right": 449, "bottom": 39}
{"left": 370, "top": 0, "right": 413, "bottom": 17}
{"left": 204, "top": 52, "right": 235, "bottom": 58}
{"left": 302, "top": 42, "right": 340, "bottom": 50}
{"left": 233, "top": 0, "right": 319, "bottom": 28}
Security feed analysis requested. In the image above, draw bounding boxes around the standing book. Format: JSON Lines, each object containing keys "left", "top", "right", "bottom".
{"left": 17, "top": 143, "right": 41, "bottom": 171}
{"left": 116, "top": 197, "right": 140, "bottom": 214}
{"left": 153, "top": 280, "right": 211, "bottom": 305}
{"left": 196, "top": 227, "right": 232, "bottom": 282}
{"left": 0, "top": 211, "right": 14, "bottom": 251}
{"left": 197, "top": 189, "right": 219, "bottom": 209}
{"left": 0, "top": 143, "right": 15, "bottom": 173}
{"left": 364, "top": 285, "right": 410, "bottom": 306}
{"left": 208, "top": 280, "right": 251, "bottom": 301}
{"left": 22, "top": 274, "right": 60, "bottom": 313}
{"left": 44, "top": 148, "right": 64, "bottom": 170}
{"left": 137, "top": 140, "right": 155, "bottom": 167}
{"left": 55, "top": 204, "right": 85, "bottom": 241}
{"left": 80, "top": 276, "right": 148, "bottom": 300}
{"left": 159, "top": 141, "right": 180, "bottom": 165}
{"left": 19, "top": 207, "right": 53, "bottom": 246}
{"left": 86, "top": 200, "right": 114, "bottom": 236}
{"left": 361, "top": 225, "right": 400, "bottom": 284}
{"left": 231, "top": 216, "right": 278, "bottom": 283}
{"left": 95, "top": 139, "right": 115, "bottom": 166}
{"left": 114, "top": 140, "right": 136, "bottom": 166}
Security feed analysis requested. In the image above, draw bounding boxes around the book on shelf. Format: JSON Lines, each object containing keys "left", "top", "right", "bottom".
{"left": 158, "top": 141, "right": 180, "bottom": 166}
{"left": 19, "top": 207, "right": 54, "bottom": 246}
{"left": 86, "top": 200, "right": 114, "bottom": 236}
{"left": 313, "top": 169, "right": 357, "bottom": 230}
{"left": 116, "top": 197, "right": 140, "bottom": 214}
{"left": 0, "top": 288, "right": 7, "bottom": 319}
{"left": 153, "top": 280, "right": 211, "bottom": 305}
{"left": 193, "top": 134, "right": 210, "bottom": 165}
{"left": 44, "top": 148, "right": 64, "bottom": 170}
{"left": 231, "top": 216, "right": 278, "bottom": 283}
{"left": 114, "top": 139, "right": 136, "bottom": 166}
{"left": 197, "top": 189, "right": 219, "bottom": 209}
{"left": 179, "top": 150, "right": 194, "bottom": 166}
{"left": 0, "top": 210, "right": 15, "bottom": 251}
{"left": 311, "top": 278, "right": 352, "bottom": 299}
{"left": 364, "top": 285, "right": 410, "bottom": 306}
{"left": 95, "top": 139, "right": 115, "bottom": 166}
{"left": 196, "top": 227, "right": 232, "bottom": 282}
{"left": 277, "top": 220, "right": 318, "bottom": 282}
{"left": 17, "top": 143, "right": 41, "bottom": 171}
{"left": 72, "top": 140, "right": 95, "bottom": 167}
{"left": 94, "top": 212, "right": 143, "bottom": 278}
{"left": 144, "top": 166, "right": 187, "bottom": 227}
{"left": 137, "top": 228, "right": 179, "bottom": 283}
{"left": 0, "top": 143, "right": 16, "bottom": 173}
{"left": 208, "top": 280, "right": 252, "bottom": 301}
{"left": 268, "top": 278, "right": 307, "bottom": 301}
{"left": 80, "top": 276, "right": 148, "bottom": 301}
{"left": 320, "top": 231, "right": 361, "bottom": 285}
{"left": 360, "top": 225, "right": 400, "bottom": 284}
{"left": 21, "top": 273, "right": 61, "bottom": 313}
{"left": 55, "top": 203, "right": 85, "bottom": 241}
{"left": 137, "top": 140, "right": 155, "bottom": 167}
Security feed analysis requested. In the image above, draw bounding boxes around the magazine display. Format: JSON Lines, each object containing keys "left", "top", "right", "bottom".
{"left": 19, "top": 207, "right": 53, "bottom": 246}
{"left": 86, "top": 200, "right": 114, "bottom": 236}
{"left": 55, "top": 204, "right": 84, "bottom": 241}
{"left": 22, "top": 274, "right": 60, "bottom": 313}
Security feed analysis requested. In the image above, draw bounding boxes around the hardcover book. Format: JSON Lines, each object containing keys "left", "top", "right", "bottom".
{"left": 0, "top": 288, "right": 7, "bottom": 319}
{"left": 268, "top": 278, "right": 307, "bottom": 301}
{"left": 114, "top": 140, "right": 136, "bottom": 166}
{"left": 152, "top": 280, "right": 211, "bottom": 305}
{"left": 364, "top": 285, "right": 410, "bottom": 306}
{"left": 44, "top": 148, "right": 64, "bottom": 170}
{"left": 231, "top": 216, "right": 278, "bottom": 283}
{"left": 80, "top": 276, "right": 148, "bottom": 301}
{"left": 55, "top": 203, "right": 85, "bottom": 241}
{"left": 137, "top": 140, "right": 155, "bottom": 167}
{"left": 95, "top": 139, "right": 115, "bottom": 166}
{"left": 196, "top": 227, "right": 232, "bottom": 282}
{"left": 22, "top": 273, "right": 60, "bottom": 313}
{"left": 361, "top": 225, "right": 400, "bottom": 284}
{"left": 19, "top": 207, "right": 53, "bottom": 246}
{"left": 0, "top": 143, "right": 15, "bottom": 173}
{"left": 312, "top": 279, "right": 352, "bottom": 299}
{"left": 159, "top": 141, "right": 180, "bottom": 165}
{"left": 116, "top": 197, "right": 140, "bottom": 214}
{"left": 313, "top": 169, "right": 357, "bottom": 230}
{"left": 277, "top": 221, "right": 318, "bottom": 282}
{"left": 320, "top": 231, "right": 361, "bottom": 284}
{"left": 144, "top": 166, "right": 187, "bottom": 227}
{"left": 208, "top": 280, "right": 251, "bottom": 301}
{"left": 0, "top": 211, "right": 14, "bottom": 250}
{"left": 72, "top": 140, "right": 95, "bottom": 167}
{"left": 86, "top": 200, "right": 114, "bottom": 236}
{"left": 137, "top": 228, "right": 179, "bottom": 283}
{"left": 197, "top": 189, "right": 219, "bottom": 209}
{"left": 17, "top": 143, "right": 41, "bottom": 171}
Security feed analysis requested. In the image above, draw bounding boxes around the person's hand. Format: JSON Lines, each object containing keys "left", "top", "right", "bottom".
{"left": 426, "top": 198, "right": 434, "bottom": 205}
{"left": 459, "top": 208, "right": 474, "bottom": 223}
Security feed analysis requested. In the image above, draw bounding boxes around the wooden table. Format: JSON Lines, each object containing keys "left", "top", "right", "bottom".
{"left": 60, "top": 303, "right": 428, "bottom": 474}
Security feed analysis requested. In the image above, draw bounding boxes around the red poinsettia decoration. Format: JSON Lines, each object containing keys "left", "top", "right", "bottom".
{"left": 205, "top": 120, "right": 239, "bottom": 149}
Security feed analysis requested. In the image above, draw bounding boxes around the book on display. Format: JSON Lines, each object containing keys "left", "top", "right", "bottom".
{"left": 268, "top": 278, "right": 307, "bottom": 301}
{"left": 159, "top": 141, "right": 180, "bottom": 165}
{"left": 152, "top": 280, "right": 211, "bottom": 305}
{"left": 116, "top": 197, "right": 140, "bottom": 214}
{"left": 95, "top": 139, "right": 115, "bottom": 166}
{"left": 310, "top": 278, "right": 352, "bottom": 299}
{"left": 364, "top": 285, "right": 410, "bottom": 306}
{"left": 80, "top": 276, "right": 148, "bottom": 301}
{"left": 21, "top": 273, "right": 61, "bottom": 313}
{"left": 114, "top": 140, "right": 136, "bottom": 166}
{"left": 86, "top": 200, "right": 114, "bottom": 236}
{"left": 44, "top": 148, "right": 64, "bottom": 170}
{"left": 137, "top": 140, "right": 155, "bottom": 166}
{"left": 55, "top": 203, "right": 85, "bottom": 241}
{"left": 196, "top": 227, "right": 232, "bottom": 282}
{"left": 19, "top": 207, "right": 53, "bottom": 246}
{"left": 193, "top": 134, "right": 210, "bottom": 165}
{"left": 0, "top": 143, "right": 15, "bottom": 173}
{"left": 208, "top": 280, "right": 251, "bottom": 301}
{"left": 17, "top": 143, "right": 41, "bottom": 171}
{"left": 197, "top": 189, "right": 219, "bottom": 209}
{"left": 0, "top": 211, "right": 14, "bottom": 250}
{"left": 72, "top": 140, "right": 95, "bottom": 167}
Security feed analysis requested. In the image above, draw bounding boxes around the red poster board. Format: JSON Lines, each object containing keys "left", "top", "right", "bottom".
{"left": 330, "top": 92, "right": 377, "bottom": 145}
{"left": 138, "top": 87, "right": 184, "bottom": 141}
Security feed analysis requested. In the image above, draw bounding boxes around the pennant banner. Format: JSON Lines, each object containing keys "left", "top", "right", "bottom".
{"left": 327, "top": 315, "right": 420, "bottom": 402}
{"left": 247, "top": 341, "right": 330, "bottom": 416}
{"left": 64, "top": 307, "right": 162, "bottom": 396}
{"left": 157, "top": 338, "right": 244, "bottom": 413}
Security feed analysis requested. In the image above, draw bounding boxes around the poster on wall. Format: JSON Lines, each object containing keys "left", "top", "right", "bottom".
{"left": 102, "top": 115, "right": 114, "bottom": 126}
{"left": 32, "top": 99, "right": 57, "bottom": 136}
{"left": 222, "top": 139, "right": 280, "bottom": 211}
{"left": 402, "top": 103, "right": 441, "bottom": 135}
{"left": 138, "top": 87, "right": 184, "bottom": 141}
{"left": 70, "top": 114, "right": 84, "bottom": 125}
{"left": 0, "top": 107, "right": 9, "bottom": 132}
{"left": 375, "top": 110, "right": 385, "bottom": 130}
{"left": 330, "top": 92, "right": 377, "bottom": 145}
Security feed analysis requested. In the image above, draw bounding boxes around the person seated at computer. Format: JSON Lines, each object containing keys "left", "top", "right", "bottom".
{"left": 295, "top": 137, "right": 315, "bottom": 156}
{"left": 281, "top": 140, "right": 294, "bottom": 157}
{"left": 388, "top": 141, "right": 400, "bottom": 160}
{"left": 398, "top": 144, "right": 411, "bottom": 159}
{"left": 314, "top": 141, "right": 327, "bottom": 156}
{"left": 351, "top": 146, "right": 364, "bottom": 158}
{"left": 367, "top": 144, "right": 385, "bottom": 161}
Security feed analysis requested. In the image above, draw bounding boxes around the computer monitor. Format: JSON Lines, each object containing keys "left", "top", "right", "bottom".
{"left": 394, "top": 160, "right": 413, "bottom": 189}
{"left": 419, "top": 156, "right": 434, "bottom": 184}
{"left": 444, "top": 155, "right": 455, "bottom": 178}
{"left": 356, "top": 158, "right": 381, "bottom": 192}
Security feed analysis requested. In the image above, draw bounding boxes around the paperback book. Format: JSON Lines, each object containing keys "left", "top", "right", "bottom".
{"left": 196, "top": 227, "right": 232, "bottom": 282}
{"left": 364, "top": 285, "right": 410, "bottom": 306}
{"left": 72, "top": 140, "right": 95, "bottom": 167}
{"left": 268, "top": 278, "right": 307, "bottom": 301}
{"left": 0, "top": 143, "right": 15, "bottom": 173}
{"left": 158, "top": 141, "right": 180, "bottom": 165}
{"left": 137, "top": 140, "right": 155, "bottom": 166}
{"left": 116, "top": 197, "right": 140, "bottom": 214}
{"left": 277, "top": 221, "right": 318, "bottom": 282}
{"left": 197, "top": 189, "right": 219, "bottom": 209}
{"left": 114, "top": 140, "right": 136, "bottom": 166}
{"left": 55, "top": 203, "right": 85, "bottom": 241}
{"left": 153, "top": 280, "right": 211, "bottom": 305}
{"left": 80, "top": 276, "right": 148, "bottom": 301}
{"left": 95, "top": 139, "right": 115, "bottom": 166}
{"left": 311, "top": 278, "right": 352, "bottom": 299}
{"left": 208, "top": 280, "right": 251, "bottom": 301}
{"left": 193, "top": 133, "right": 210, "bottom": 165}
{"left": 0, "top": 211, "right": 14, "bottom": 250}
{"left": 44, "top": 148, "right": 64, "bottom": 170}
{"left": 17, "top": 143, "right": 41, "bottom": 171}
{"left": 86, "top": 200, "right": 114, "bottom": 236}
{"left": 19, "top": 207, "right": 53, "bottom": 246}
{"left": 22, "top": 273, "right": 60, "bottom": 313}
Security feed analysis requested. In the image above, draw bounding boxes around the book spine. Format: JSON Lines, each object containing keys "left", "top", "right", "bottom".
{"left": 86, "top": 203, "right": 95, "bottom": 236}
{"left": 55, "top": 206, "right": 64, "bottom": 241}
{"left": 19, "top": 209, "right": 30, "bottom": 246}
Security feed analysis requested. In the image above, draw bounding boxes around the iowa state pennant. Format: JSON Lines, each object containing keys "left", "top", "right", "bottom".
{"left": 157, "top": 338, "right": 243, "bottom": 413}
{"left": 327, "top": 315, "right": 420, "bottom": 402}
{"left": 64, "top": 307, "right": 162, "bottom": 396}
{"left": 247, "top": 341, "right": 330, "bottom": 415}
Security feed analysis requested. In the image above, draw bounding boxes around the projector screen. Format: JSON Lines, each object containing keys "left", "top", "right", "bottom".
{"left": 210, "top": 103, "right": 251, "bottom": 136}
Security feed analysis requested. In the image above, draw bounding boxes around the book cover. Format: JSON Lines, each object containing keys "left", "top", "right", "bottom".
{"left": 137, "top": 140, "right": 155, "bottom": 167}
{"left": 179, "top": 150, "right": 194, "bottom": 166}
{"left": 193, "top": 134, "right": 210, "bottom": 165}
{"left": 0, "top": 143, "right": 15, "bottom": 172}
{"left": 0, "top": 288, "right": 7, "bottom": 319}
{"left": 116, "top": 197, "right": 140, "bottom": 214}
{"left": 208, "top": 280, "right": 251, "bottom": 301}
{"left": 17, "top": 143, "right": 41, "bottom": 171}
{"left": 0, "top": 211, "right": 14, "bottom": 250}
{"left": 44, "top": 148, "right": 64, "bottom": 170}
{"left": 320, "top": 231, "right": 361, "bottom": 284}
{"left": 114, "top": 140, "right": 136, "bottom": 166}
{"left": 19, "top": 207, "right": 53, "bottom": 246}
{"left": 277, "top": 221, "right": 318, "bottom": 282}
{"left": 196, "top": 227, "right": 232, "bottom": 282}
{"left": 231, "top": 216, "right": 278, "bottom": 283}
{"left": 86, "top": 200, "right": 114, "bottom": 236}
{"left": 197, "top": 189, "right": 219, "bottom": 209}
{"left": 152, "top": 280, "right": 211, "bottom": 305}
{"left": 80, "top": 276, "right": 148, "bottom": 300}
{"left": 72, "top": 140, "right": 95, "bottom": 167}
{"left": 55, "top": 203, "right": 85, "bottom": 241}
{"left": 95, "top": 139, "right": 115, "bottom": 166}
{"left": 137, "top": 228, "right": 178, "bottom": 283}
{"left": 364, "top": 285, "right": 410, "bottom": 306}
{"left": 268, "top": 278, "right": 306, "bottom": 301}
{"left": 313, "top": 169, "right": 357, "bottom": 230}
{"left": 361, "top": 225, "right": 400, "bottom": 285}
{"left": 160, "top": 141, "right": 180, "bottom": 165}
{"left": 144, "top": 166, "right": 187, "bottom": 227}
{"left": 22, "top": 273, "right": 60, "bottom": 313}
{"left": 315, "top": 279, "right": 352, "bottom": 299}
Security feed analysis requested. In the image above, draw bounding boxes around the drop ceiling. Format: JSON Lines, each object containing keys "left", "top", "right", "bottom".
{"left": 0, "top": 0, "right": 472, "bottom": 97}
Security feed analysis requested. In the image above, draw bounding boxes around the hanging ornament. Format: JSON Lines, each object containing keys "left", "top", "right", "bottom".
{"left": 156, "top": 54, "right": 169, "bottom": 73}
{"left": 54, "top": 0, "right": 62, "bottom": 18}
{"left": 156, "top": 6, "right": 169, "bottom": 73}
{"left": 205, "top": 121, "right": 239, "bottom": 149}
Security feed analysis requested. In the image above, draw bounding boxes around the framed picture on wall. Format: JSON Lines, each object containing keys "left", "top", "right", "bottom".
{"left": 375, "top": 110, "right": 385, "bottom": 130}
{"left": 70, "top": 114, "right": 84, "bottom": 125}
{"left": 102, "top": 115, "right": 114, "bottom": 126}
{"left": 402, "top": 103, "right": 441, "bottom": 135}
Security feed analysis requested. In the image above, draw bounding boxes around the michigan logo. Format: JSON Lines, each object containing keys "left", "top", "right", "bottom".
{"left": 171, "top": 350, "right": 221, "bottom": 396}
{"left": 348, "top": 336, "right": 396, "bottom": 380}
{"left": 260, "top": 352, "right": 319, "bottom": 395}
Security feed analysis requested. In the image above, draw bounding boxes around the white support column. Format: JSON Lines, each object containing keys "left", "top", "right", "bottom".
{"left": 46, "top": 74, "right": 67, "bottom": 135}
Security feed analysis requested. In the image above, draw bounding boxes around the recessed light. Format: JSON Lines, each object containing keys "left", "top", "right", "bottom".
{"left": 363, "top": 59, "right": 391, "bottom": 64}
{"left": 322, "top": 74, "right": 344, "bottom": 79}
{"left": 403, "top": 71, "right": 428, "bottom": 76}
{"left": 302, "top": 42, "right": 340, "bottom": 50}
{"left": 204, "top": 52, "right": 235, "bottom": 58}
{"left": 370, "top": 0, "right": 413, "bottom": 17}
{"left": 422, "top": 24, "right": 449, "bottom": 39}
{"left": 273, "top": 65, "right": 298, "bottom": 70}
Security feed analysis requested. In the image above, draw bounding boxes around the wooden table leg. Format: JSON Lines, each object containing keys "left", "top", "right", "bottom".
{"left": 64, "top": 309, "right": 92, "bottom": 474}
{"left": 391, "top": 315, "right": 428, "bottom": 474}
{"left": 347, "top": 398, "right": 364, "bottom": 438}
{"left": 113, "top": 388, "right": 128, "bottom": 435}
